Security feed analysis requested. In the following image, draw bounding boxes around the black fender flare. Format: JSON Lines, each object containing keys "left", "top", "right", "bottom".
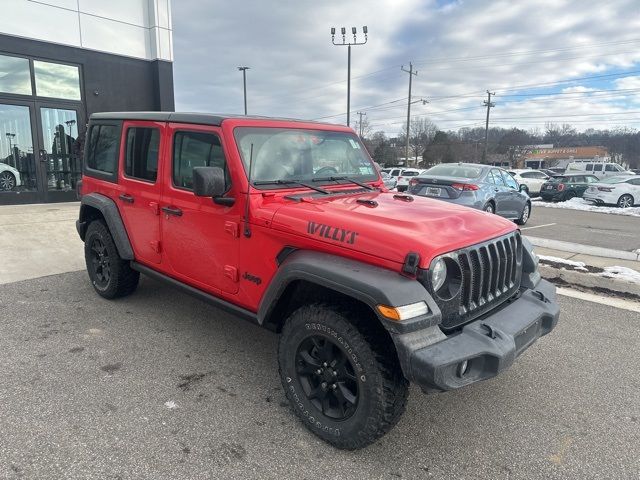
{"left": 77, "top": 193, "right": 134, "bottom": 260}
{"left": 257, "top": 250, "right": 440, "bottom": 335}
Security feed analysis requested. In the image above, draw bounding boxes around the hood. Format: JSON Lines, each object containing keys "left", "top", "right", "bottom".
{"left": 269, "top": 191, "right": 516, "bottom": 268}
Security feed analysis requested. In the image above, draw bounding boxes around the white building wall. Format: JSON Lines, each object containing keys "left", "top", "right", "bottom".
{"left": 0, "top": 0, "right": 173, "bottom": 61}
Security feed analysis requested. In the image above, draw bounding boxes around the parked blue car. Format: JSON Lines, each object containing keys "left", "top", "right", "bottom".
{"left": 408, "top": 163, "right": 531, "bottom": 225}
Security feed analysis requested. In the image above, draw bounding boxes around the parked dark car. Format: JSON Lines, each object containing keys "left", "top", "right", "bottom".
{"left": 539, "top": 174, "right": 600, "bottom": 202}
{"left": 408, "top": 163, "right": 531, "bottom": 224}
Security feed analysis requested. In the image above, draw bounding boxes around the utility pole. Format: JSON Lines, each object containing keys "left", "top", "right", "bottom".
{"left": 483, "top": 90, "right": 495, "bottom": 163}
{"left": 237, "top": 66, "right": 250, "bottom": 115}
{"left": 401, "top": 63, "right": 418, "bottom": 167}
{"left": 356, "top": 111, "right": 366, "bottom": 138}
{"left": 331, "top": 26, "right": 368, "bottom": 127}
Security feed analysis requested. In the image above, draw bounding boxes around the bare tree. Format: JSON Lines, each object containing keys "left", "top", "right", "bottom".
{"left": 400, "top": 117, "right": 438, "bottom": 166}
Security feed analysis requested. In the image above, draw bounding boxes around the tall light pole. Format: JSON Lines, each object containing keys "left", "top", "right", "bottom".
{"left": 237, "top": 66, "right": 250, "bottom": 115}
{"left": 331, "top": 26, "right": 368, "bottom": 127}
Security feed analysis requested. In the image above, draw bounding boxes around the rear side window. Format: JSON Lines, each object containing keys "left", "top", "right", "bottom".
{"left": 593, "top": 164, "right": 603, "bottom": 172}
{"left": 173, "top": 131, "right": 228, "bottom": 190}
{"left": 86, "top": 124, "right": 120, "bottom": 175}
{"left": 572, "top": 176, "right": 585, "bottom": 183}
{"left": 585, "top": 164, "right": 593, "bottom": 171}
{"left": 125, "top": 127, "right": 160, "bottom": 182}
{"left": 490, "top": 169, "right": 506, "bottom": 186}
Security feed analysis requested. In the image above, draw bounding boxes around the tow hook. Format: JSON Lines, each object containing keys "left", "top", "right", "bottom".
{"left": 480, "top": 322, "right": 499, "bottom": 339}
{"left": 532, "top": 290, "right": 548, "bottom": 303}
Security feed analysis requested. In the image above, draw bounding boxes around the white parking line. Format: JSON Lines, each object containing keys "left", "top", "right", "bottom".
{"left": 557, "top": 287, "right": 640, "bottom": 313}
{"left": 521, "top": 223, "right": 556, "bottom": 231}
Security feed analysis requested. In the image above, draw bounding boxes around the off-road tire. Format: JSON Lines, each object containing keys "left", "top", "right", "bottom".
{"left": 84, "top": 220, "right": 139, "bottom": 299}
{"left": 515, "top": 202, "right": 531, "bottom": 225}
{"left": 278, "top": 303, "right": 409, "bottom": 450}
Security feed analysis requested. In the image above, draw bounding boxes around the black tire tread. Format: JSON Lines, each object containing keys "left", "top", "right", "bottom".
{"left": 279, "top": 303, "right": 409, "bottom": 450}
{"left": 85, "top": 220, "right": 139, "bottom": 299}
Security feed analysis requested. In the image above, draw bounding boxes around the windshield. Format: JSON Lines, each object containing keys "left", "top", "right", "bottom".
{"left": 234, "top": 127, "right": 377, "bottom": 185}
{"left": 422, "top": 164, "right": 482, "bottom": 178}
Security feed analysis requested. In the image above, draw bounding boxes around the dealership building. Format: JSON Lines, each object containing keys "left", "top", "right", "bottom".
{"left": 0, "top": 0, "right": 174, "bottom": 204}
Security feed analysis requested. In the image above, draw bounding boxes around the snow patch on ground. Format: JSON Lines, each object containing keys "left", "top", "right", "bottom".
{"left": 164, "top": 401, "right": 177, "bottom": 410}
{"left": 602, "top": 266, "right": 640, "bottom": 284}
{"left": 538, "top": 254, "right": 588, "bottom": 271}
{"left": 533, "top": 197, "right": 640, "bottom": 217}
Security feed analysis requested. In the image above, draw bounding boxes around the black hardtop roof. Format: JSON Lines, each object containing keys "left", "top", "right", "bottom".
{"left": 89, "top": 111, "right": 328, "bottom": 127}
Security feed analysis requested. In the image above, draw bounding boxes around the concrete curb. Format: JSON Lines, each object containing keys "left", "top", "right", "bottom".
{"left": 539, "top": 264, "right": 640, "bottom": 299}
{"left": 527, "top": 236, "right": 640, "bottom": 262}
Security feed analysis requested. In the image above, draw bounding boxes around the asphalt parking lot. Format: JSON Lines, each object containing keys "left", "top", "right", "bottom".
{"left": 524, "top": 205, "right": 640, "bottom": 252}
{"left": 1, "top": 271, "right": 638, "bottom": 480}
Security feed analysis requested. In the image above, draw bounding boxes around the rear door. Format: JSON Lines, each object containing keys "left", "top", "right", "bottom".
{"left": 117, "top": 121, "right": 164, "bottom": 265}
{"left": 160, "top": 123, "right": 241, "bottom": 295}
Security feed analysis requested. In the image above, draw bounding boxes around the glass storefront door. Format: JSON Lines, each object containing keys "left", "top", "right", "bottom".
{"left": 0, "top": 102, "right": 37, "bottom": 195}
{"left": 37, "top": 105, "right": 83, "bottom": 201}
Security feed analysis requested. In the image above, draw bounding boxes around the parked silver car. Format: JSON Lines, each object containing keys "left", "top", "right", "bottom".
{"left": 408, "top": 163, "right": 532, "bottom": 225}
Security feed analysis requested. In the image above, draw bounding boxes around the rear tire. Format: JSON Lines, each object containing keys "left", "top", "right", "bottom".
{"left": 483, "top": 202, "right": 495, "bottom": 214}
{"left": 278, "top": 303, "right": 409, "bottom": 450}
{"left": 515, "top": 202, "right": 531, "bottom": 225}
{"left": 84, "top": 220, "right": 139, "bottom": 299}
{"left": 0, "top": 171, "right": 16, "bottom": 191}
{"left": 617, "top": 194, "right": 634, "bottom": 208}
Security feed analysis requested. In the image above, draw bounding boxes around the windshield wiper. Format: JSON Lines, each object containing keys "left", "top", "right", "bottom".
{"left": 253, "top": 179, "right": 330, "bottom": 194}
{"left": 312, "top": 176, "right": 375, "bottom": 190}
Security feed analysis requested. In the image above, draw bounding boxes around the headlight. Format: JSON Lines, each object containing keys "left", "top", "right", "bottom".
{"left": 431, "top": 258, "right": 447, "bottom": 291}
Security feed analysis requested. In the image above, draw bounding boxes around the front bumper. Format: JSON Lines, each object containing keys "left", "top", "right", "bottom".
{"left": 396, "top": 279, "right": 559, "bottom": 393}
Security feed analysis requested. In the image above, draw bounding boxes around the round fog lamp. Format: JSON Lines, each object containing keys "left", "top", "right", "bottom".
{"left": 431, "top": 258, "right": 447, "bottom": 291}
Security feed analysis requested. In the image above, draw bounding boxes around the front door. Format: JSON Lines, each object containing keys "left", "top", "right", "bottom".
{"left": 160, "top": 123, "right": 241, "bottom": 295}
{"left": 35, "top": 103, "right": 85, "bottom": 202}
{"left": 116, "top": 120, "right": 164, "bottom": 265}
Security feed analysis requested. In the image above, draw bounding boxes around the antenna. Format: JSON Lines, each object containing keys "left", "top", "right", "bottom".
{"left": 243, "top": 143, "right": 254, "bottom": 238}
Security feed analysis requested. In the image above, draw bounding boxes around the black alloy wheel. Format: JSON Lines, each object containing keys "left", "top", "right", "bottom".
{"left": 295, "top": 335, "right": 359, "bottom": 421}
{"left": 90, "top": 237, "right": 111, "bottom": 289}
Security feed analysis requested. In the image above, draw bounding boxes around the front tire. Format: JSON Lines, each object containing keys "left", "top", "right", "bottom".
{"left": 84, "top": 220, "right": 139, "bottom": 299}
{"left": 278, "top": 304, "right": 409, "bottom": 450}
{"left": 617, "top": 194, "right": 634, "bottom": 208}
{"left": 483, "top": 202, "right": 495, "bottom": 214}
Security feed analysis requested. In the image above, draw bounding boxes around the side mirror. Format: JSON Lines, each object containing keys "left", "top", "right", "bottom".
{"left": 519, "top": 184, "right": 527, "bottom": 191}
{"left": 193, "top": 166, "right": 225, "bottom": 197}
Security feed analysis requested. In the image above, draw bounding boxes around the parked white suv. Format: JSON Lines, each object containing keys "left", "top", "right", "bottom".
{"left": 565, "top": 161, "right": 633, "bottom": 180}
{"left": 0, "top": 162, "right": 22, "bottom": 191}
{"left": 583, "top": 175, "right": 640, "bottom": 208}
{"left": 508, "top": 169, "right": 550, "bottom": 196}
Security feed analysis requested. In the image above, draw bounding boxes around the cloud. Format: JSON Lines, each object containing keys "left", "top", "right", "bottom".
{"left": 172, "top": 0, "right": 640, "bottom": 135}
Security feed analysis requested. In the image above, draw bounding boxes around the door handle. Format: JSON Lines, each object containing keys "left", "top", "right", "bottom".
{"left": 161, "top": 206, "right": 183, "bottom": 217}
{"left": 494, "top": 188, "right": 499, "bottom": 192}
{"left": 119, "top": 193, "right": 134, "bottom": 203}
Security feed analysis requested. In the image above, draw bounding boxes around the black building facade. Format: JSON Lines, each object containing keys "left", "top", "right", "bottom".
{"left": 0, "top": 34, "right": 174, "bottom": 204}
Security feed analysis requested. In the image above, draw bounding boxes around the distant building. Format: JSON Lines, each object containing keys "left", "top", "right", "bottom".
{"left": 1, "top": 1, "right": 174, "bottom": 205}
{"left": 522, "top": 146, "right": 608, "bottom": 170}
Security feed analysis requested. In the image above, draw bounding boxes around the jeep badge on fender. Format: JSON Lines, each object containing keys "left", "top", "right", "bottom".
{"left": 77, "top": 112, "right": 559, "bottom": 450}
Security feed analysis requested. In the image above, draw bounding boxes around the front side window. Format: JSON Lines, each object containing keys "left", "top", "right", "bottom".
{"left": 34, "top": 60, "right": 81, "bottom": 100}
{"left": 0, "top": 55, "right": 32, "bottom": 95}
{"left": 233, "top": 128, "right": 377, "bottom": 185}
{"left": 173, "top": 131, "right": 228, "bottom": 190}
{"left": 125, "top": 127, "right": 160, "bottom": 182}
{"left": 605, "top": 164, "right": 619, "bottom": 172}
{"left": 86, "top": 124, "right": 120, "bottom": 174}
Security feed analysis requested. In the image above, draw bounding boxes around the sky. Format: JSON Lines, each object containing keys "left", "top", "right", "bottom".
{"left": 172, "top": 0, "right": 640, "bottom": 137}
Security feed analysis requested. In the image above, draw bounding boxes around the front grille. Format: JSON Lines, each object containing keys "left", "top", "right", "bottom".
{"left": 421, "top": 231, "right": 523, "bottom": 330}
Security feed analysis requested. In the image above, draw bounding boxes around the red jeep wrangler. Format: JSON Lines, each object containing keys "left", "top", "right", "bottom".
{"left": 77, "top": 112, "right": 559, "bottom": 449}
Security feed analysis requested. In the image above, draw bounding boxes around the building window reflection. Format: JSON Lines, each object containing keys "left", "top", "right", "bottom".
{"left": 0, "top": 55, "right": 32, "bottom": 96}
{"left": 34, "top": 61, "right": 81, "bottom": 100}
{"left": 40, "top": 108, "right": 81, "bottom": 191}
{"left": 0, "top": 103, "right": 36, "bottom": 191}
